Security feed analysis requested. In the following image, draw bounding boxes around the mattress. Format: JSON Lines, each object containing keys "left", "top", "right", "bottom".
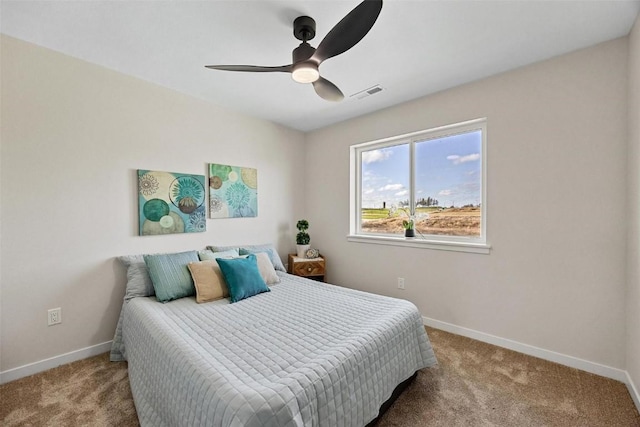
{"left": 118, "top": 272, "right": 436, "bottom": 426}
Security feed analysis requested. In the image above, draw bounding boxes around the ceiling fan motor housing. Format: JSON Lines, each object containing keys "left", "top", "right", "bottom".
{"left": 291, "top": 38, "right": 319, "bottom": 83}
{"left": 293, "top": 42, "right": 316, "bottom": 64}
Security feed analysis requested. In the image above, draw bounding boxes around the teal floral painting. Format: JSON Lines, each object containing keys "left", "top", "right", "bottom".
{"left": 138, "top": 170, "right": 206, "bottom": 235}
{"left": 209, "top": 163, "right": 258, "bottom": 218}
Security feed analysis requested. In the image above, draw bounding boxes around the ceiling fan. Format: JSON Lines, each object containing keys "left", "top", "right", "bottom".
{"left": 205, "top": 0, "right": 383, "bottom": 102}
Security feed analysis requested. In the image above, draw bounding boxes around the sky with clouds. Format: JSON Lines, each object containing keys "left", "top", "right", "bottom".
{"left": 361, "top": 131, "right": 482, "bottom": 209}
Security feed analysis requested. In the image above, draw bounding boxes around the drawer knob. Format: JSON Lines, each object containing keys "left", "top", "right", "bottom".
{"left": 307, "top": 267, "right": 312, "bottom": 272}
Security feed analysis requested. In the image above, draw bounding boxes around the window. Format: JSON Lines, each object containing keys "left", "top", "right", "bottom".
{"left": 349, "top": 118, "right": 489, "bottom": 253}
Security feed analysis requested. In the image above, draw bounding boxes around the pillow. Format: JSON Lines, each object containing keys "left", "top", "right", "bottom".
{"left": 254, "top": 252, "right": 280, "bottom": 285}
{"left": 200, "top": 252, "right": 277, "bottom": 285}
{"left": 207, "top": 245, "right": 239, "bottom": 254}
{"left": 187, "top": 260, "right": 229, "bottom": 303}
{"left": 198, "top": 250, "right": 215, "bottom": 261}
{"left": 117, "top": 255, "right": 155, "bottom": 300}
{"left": 216, "top": 254, "right": 270, "bottom": 303}
{"left": 143, "top": 251, "right": 199, "bottom": 303}
{"left": 237, "top": 244, "right": 286, "bottom": 272}
{"left": 199, "top": 249, "right": 240, "bottom": 261}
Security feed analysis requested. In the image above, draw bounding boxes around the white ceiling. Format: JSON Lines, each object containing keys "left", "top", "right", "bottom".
{"left": 2, "top": 0, "right": 639, "bottom": 132}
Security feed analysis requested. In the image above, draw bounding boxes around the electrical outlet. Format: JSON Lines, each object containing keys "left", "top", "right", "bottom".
{"left": 48, "top": 308, "right": 62, "bottom": 326}
{"left": 397, "top": 278, "right": 405, "bottom": 290}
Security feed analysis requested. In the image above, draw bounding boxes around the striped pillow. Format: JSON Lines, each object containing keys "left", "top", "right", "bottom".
{"left": 144, "top": 251, "right": 199, "bottom": 303}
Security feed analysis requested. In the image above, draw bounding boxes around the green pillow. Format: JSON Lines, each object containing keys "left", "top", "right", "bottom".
{"left": 216, "top": 254, "right": 270, "bottom": 303}
{"left": 144, "top": 251, "right": 199, "bottom": 303}
{"left": 198, "top": 249, "right": 240, "bottom": 261}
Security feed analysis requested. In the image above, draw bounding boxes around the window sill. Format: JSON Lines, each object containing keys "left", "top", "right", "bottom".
{"left": 346, "top": 234, "right": 491, "bottom": 254}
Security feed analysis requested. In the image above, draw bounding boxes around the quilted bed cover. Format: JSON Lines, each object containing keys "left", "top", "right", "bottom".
{"left": 119, "top": 273, "right": 437, "bottom": 427}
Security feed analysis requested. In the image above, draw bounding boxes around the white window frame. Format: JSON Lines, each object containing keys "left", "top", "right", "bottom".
{"left": 348, "top": 118, "right": 490, "bottom": 254}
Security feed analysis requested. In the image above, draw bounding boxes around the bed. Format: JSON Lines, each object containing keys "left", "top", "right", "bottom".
{"left": 112, "top": 261, "right": 436, "bottom": 426}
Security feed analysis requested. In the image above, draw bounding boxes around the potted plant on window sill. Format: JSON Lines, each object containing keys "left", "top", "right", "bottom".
{"left": 296, "top": 219, "right": 310, "bottom": 257}
{"left": 403, "top": 218, "right": 415, "bottom": 238}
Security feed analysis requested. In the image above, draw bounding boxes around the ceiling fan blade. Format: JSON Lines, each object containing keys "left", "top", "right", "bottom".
{"left": 311, "top": 0, "right": 382, "bottom": 64}
{"left": 312, "top": 77, "right": 344, "bottom": 102}
{"left": 205, "top": 64, "right": 293, "bottom": 73}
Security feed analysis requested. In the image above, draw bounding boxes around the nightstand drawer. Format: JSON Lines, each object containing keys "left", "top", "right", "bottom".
{"left": 292, "top": 260, "right": 325, "bottom": 277}
{"left": 288, "top": 254, "right": 326, "bottom": 282}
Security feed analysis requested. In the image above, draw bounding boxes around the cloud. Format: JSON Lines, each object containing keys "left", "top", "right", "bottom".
{"left": 462, "top": 182, "right": 480, "bottom": 191}
{"left": 438, "top": 189, "right": 452, "bottom": 196}
{"left": 447, "top": 153, "right": 480, "bottom": 165}
{"left": 362, "top": 149, "right": 392, "bottom": 164}
{"left": 379, "top": 183, "right": 404, "bottom": 191}
{"left": 395, "top": 190, "right": 409, "bottom": 196}
{"left": 364, "top": 188, "right": 375, "bottom": 195}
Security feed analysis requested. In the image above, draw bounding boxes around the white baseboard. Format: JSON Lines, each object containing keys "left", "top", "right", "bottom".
{"left": 626, "top": 371, "right": 640, "bottom": 414}
{"left": 423, "top": 317, "right": 629, "bottom": 383}
{"left": 0, "top": 341, "right": 112, "bottom": 384}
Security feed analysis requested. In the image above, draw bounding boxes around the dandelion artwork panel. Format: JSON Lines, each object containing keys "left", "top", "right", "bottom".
{"left": 209, "top": 163, "right": 258, "bottom": 219}
{"left": 138, "top": 170, "right": 206, "bottom": 235}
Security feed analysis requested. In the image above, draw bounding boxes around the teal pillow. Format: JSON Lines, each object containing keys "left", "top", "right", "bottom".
{"left": 143, "top": 251, "right": 199, "bottom": 303}
{"left": 216, "top": 254, "right": 270, "bottom": 303}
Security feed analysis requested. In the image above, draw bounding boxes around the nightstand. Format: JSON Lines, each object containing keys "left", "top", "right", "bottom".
{"left": 288, "top": 254, "right": 325, "bottom": 282}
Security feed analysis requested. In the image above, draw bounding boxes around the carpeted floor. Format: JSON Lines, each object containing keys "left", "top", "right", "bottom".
{"left": 1, "top": 327, "right": 639, "bottom": 426}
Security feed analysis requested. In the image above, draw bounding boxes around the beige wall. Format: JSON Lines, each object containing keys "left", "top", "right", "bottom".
{"left": 306, "top": 38, "right": 629, "bottom": 368}
{"left": 627, "top": 14, "right": 640, "bottom": 397}
{"left": 0, "top": 36, "right": 305, "bottom": 371}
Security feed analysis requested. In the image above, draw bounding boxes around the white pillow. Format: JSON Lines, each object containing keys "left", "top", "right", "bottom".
{"left": 254, "top": 252, "right": 280, "bottom": 285}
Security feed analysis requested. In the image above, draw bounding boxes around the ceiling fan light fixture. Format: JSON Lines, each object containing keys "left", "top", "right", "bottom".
{"left": 292, "top": 62, "right": 320, "bottom": 84}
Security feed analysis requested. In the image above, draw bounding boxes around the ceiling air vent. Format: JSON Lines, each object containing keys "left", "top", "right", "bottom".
{"left": 349, "top": 84, "right": 384, "bottom": 101}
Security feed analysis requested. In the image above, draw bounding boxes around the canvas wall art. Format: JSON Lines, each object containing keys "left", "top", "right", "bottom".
{"left": 138, "top": 170, "right": 206, "bottom": 235}
{"left": 209, "top": 163, "right": 258, "bottom": 218}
